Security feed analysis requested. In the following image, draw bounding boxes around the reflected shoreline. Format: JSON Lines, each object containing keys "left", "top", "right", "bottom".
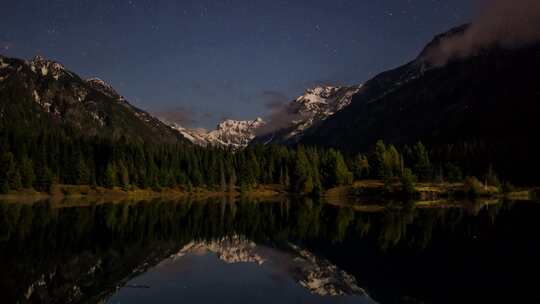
{"left": 0, "top": 197, "right": 538, "bottom": 303}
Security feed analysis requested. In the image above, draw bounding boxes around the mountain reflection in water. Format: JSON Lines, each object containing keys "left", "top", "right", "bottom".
{"left": 109, "top": 236, "right": 370, "bottom": 304}
{"left": 0, "top": 197, "right": 539, "bottom": 303}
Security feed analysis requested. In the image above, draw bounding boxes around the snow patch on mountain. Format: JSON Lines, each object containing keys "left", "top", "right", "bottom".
{"left": 27, "top": 55, "right": 72, "bottom": 81}
{"left": 0, "top": 58, "right": 9, "bottom": 69}
{"left": 32, "top": 90, "right": 40, "bottom": 103}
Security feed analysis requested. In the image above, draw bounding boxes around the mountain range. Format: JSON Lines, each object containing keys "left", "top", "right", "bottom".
{"left": 165, "top": 85, "right": 360, "bottom": 148}
{"left": 2, "top": 23, "right": 540, "bottom": 183}
{"left": 0, "top": 53, "right": 359, "bottom": 149}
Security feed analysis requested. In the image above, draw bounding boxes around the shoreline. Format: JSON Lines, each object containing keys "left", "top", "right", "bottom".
{"left": 0, "top": 181, "right": 534, "bottom": 204}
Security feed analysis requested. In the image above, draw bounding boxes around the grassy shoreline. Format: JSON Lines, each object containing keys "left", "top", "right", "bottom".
{"left": 0, "top": 181, "right": 534, "bottom": 203}
{"left": 0, "top": 184, "right": 288, "bottom": 201}
{"left": 324, "top": 180, "right": 533, "bottom": 201}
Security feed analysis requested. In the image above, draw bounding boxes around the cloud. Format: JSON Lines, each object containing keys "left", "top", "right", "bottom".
{"left": 153, "top": 104, "right": 227, "bottom": 129}
{"left": 152, "top": 106, "right": 198, "bottom": 127}
{"left": 0, "top": 41, "right": 14, "bottom": 51}
{"left": 261, "top": 90, "right": 289, "bottom": 110}
{"left": 424, "top": 0, "right": 540, "bottom": 65}
{"left": 255, "top": 90, "right": 302, "bottom": 136}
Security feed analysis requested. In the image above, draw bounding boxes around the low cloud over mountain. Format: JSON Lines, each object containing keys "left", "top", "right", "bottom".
{"left": 425, "top": 0, "right": 540, "bottom": 65}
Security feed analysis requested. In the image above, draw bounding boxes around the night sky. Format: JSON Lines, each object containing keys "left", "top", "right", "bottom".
{"left": 1, "top": 0, "right": 477, "bottom": 129}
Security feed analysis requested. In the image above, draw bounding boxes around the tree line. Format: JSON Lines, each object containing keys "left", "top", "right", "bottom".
{"left": 0, "top": 129, "right": 505, "bottom": 195}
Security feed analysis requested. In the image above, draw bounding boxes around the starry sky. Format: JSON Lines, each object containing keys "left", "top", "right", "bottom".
{"left": 1, "top": 0, "right": 478, "bottom": 129}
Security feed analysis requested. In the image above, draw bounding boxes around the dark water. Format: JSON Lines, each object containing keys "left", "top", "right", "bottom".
{"left": 1, "top": 197, "right": 539, "bottom": 304}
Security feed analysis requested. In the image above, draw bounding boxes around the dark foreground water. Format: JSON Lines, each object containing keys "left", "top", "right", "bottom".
{"left": 1, "top": 197, "right": 539, "bottom": 304}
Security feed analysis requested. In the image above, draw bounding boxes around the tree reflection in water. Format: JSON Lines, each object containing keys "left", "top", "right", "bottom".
{"left": 0, "top": 197, "right": 536, "bottom": 304}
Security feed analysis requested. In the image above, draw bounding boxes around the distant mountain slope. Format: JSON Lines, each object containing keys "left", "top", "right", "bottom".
{"left": 253, "top": 85, "right": 361, "bottom": 145}
{"left": 167, "top": 118, "right": 265, "bottom": 149}
{"left": 0, "top": 55, "right": 186, "bottom": 144}
{"left": 297, "top": 26, "right": 540, "bottom": 183}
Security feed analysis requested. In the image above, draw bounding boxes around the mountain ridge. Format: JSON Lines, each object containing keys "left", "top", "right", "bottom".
{"left": 0, "top": 54, "right": 186, "bottom": 144}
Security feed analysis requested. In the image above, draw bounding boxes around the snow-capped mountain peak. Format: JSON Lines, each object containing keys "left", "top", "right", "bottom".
{"left": 210, "top": 118, "right": 265, "bottom": 148}
{"left": 294, "top": 85, "right": 360, "bottom": 115}
{"left": 166, "top": 117, "right": 265, "bottom": 149}
{"left": 279, "top": 85, "right": 361, "bottom": 141}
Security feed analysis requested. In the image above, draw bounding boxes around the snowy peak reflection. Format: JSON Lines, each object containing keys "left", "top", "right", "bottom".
{"left": 171, "top": 235, "right": 367, "bottom": 297}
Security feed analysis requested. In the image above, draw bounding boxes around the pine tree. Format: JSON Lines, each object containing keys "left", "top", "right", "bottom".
{"left": 34, "top": 166, "right": 54, "bottom": 193}
{"left": 20, "top": 157, "right": 35, "bottom": 189}
{"left": 400, "top": 168, "right": 417, "bottom": 197}
{"left": 386, "top": 145, "right": 401, "bottom": 177}
{"left": 445, "top": 163, "right": 463, "bottom": 183}
{"left": 291, "top": 148, "right": 314, "bottom": 194}
{"left": 484, "top": 165, "right": 501, "bottom": 188}
{"left": 352, "top": 154, "right": 370, "bottom": 180}
{"left": 146, "top": 155, "right": 159, "bottom": 189}
{"left": 372, "top": 140, "right": 391, "bottom": 180}
{"left": 9, "top": 169, "right": 22, "bottom": 190}
{"left": 104, "top": 163, "right": 117, "bottom": 189}
{"left": 321, "top": 149, "right": 353, "bottom": 188}
{"left": 220, "top": 162, "right": 227, "bottom": 192}
{"left": 228, "top": 167, "right": 237, "bottom": 192}
{"left": 77, "top": 158, "right": 90, "bottom": 185}
{"left": 279, "top": 167, "right": 285, "bottom": 186}
{"left": 0, "top": 152, "right": 17, "bottom": 193}
{"left": 283, "top": 166, "right": 290, "bottom": 188}
{"left": 412, "top": 142, "right": 432, "bottom": 181}
{"left": 118, "top": 162, "right": 130, "bottom": 190}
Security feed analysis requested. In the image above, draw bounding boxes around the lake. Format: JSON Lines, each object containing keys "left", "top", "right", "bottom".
{"left": 1, "top": 196, "right": 539, "bottom": 303}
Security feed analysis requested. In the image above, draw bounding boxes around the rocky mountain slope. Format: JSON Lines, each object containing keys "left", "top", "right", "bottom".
{"left": 0, "top": 55, "right": 185, "bottom": 144}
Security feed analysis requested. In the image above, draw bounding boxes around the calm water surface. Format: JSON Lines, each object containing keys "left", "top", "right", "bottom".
{"left": 1, "top": 197, "right": 539, "bottom": 303}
